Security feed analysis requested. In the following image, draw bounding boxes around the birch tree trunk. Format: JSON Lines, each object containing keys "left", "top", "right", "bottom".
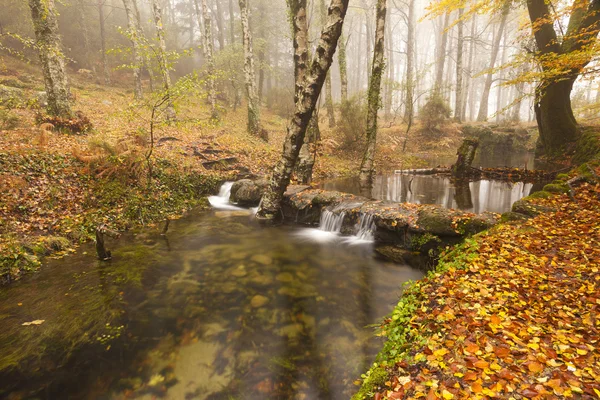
{"left": 200, "top": 0, "right": 218, "bottom": 119}
{"left": 359, "top": 0, "right": 386, "bottom": 185}
{"left": 289, "top": 0, "right": 317, "bottom": 184}
{"left": 151, "top": 0, "right": 176, "bottom": 120}
{"left": 461, "top": 14, "right": 476, "bottom": 121}
{"left": 193, "top": 0, "right": 208, "bottom": 60}
{"left": 318, "top": 0, "right": 336, "bottom": 128}
{"left": 477, "top": 3, "right": 509, "bottom": 122}
{"left": 29, "top": 0, "right": 73, "bottom": 118}
{"left": 122, "top": 0, "right": 143, "bottom": 99}
{"left": 239, "top": 0, "right": 263, "bottom": 138}
{"left": 256, "top": 0, "right": 350, "bottom": 220}
{"left": 434, "top": 12, "right": 450, "bottom": 93}
{"left": 454, "top": 7, "right": 464, "bottom": 122}
{"left": 338, "top": 31, "right": 348, "bottom": 103}
{"left": 404, "top": 0, "right": 415, "bottom": 122}
{"left": 98, "top": 0, "right": 111, "bottom": 85}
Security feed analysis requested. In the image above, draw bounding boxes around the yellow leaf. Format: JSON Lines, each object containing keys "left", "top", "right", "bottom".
{"left": 442, "top": 390, "right": 454, "bottom": 399}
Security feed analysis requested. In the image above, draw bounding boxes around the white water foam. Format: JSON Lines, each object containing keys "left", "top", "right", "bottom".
{"left": 208, "top": 182, "right": 244, "bottom": 210}
{"left": 343, "top": 213, "right": 376, "bottom": 245}
{"left": 295, "top": 210, "right": 346, "bottom": 243}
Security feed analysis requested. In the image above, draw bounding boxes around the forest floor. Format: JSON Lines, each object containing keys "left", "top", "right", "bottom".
{"left": 355, "top": 159, "right": 600, "bottom": 399}
{"left": 0, "top": 57, "right": 472, "bottom": 283}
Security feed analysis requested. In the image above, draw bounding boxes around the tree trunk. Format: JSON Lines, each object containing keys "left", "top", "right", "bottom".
{"left": 511, "top": 64, "right": 526, "bottom": 122}
{"left": 364, "top": 0, "right": 373, "bottom": 87}
{"left": 256, "top": 0, "right": 349, "bottom": 220}
{"left": 535, "top": 78, "right": 578, "bottom": 152}
{"left": 403, "top": 0, "right": 415, "bottom": 122}
{"left": 359, "top": 0, "right": 386, "bottom": 185}
{"left": 239, "top": 0, "right": 263, "bottom": 137}
{"left": 355, "top": 20, "right": 363, "bottom": 93}
{"left": 338, "top": 31, "right": 348, "bottom": 102}
{"left": 288, "top": 0, "right": 313, "bottom": 184}
{"left": 122, "top": 0, "right": 143, "bottom": 99}
{"left": 320, "top": 0, "right": 335, "bottom": 127}
{"left": 495, "top": 31, "right": 508, "bottom": 123}
{"left": 29, "top": 0, "right": 73, "bottom": 118}
{"left": 132, "top": 0, "right": 155, "bottom": 92}
{"left": 477, "top": 3, "right": 509, "bottom": 122}
{"left": 151, "top": 0, "right": 176, "bottom": 120}
{"left": 199, "top": 0, "right": 219, "bottom": 119}
{"left": 257, "top": 3, "right": 266, "bottom": 101}
{"left": 384, "top": 6, "right": 393, "bottom": 119}
{"left": 434, "top": 12, "right": 450, "bottom": 93}
{"left": 229, "top": 0, "right": 236, "bottom": 44}
{"left": 454, "top": 7, "right": 464, "bottom": 122}
{"left": 98, "top": 0, "right": 111, "bottom": 85}
{"left": 461, "top": 14, "right": 476, "bottom": 121}
{"left": 214, "top": 0, "right": 226, "bottom": 51}
{"left": 77, "top": 0, "right": 95, "bottom": 74}
{"left": 451, "top": 139, "right": 479, "bottom": 178}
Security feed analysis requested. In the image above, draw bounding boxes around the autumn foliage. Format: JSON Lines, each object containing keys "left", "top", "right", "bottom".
{"left": 362, "top": 177, "right": 600, "bottom": 399}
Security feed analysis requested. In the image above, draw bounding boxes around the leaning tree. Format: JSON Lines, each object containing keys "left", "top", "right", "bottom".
{"left": 256, "top": 0, "right": 351, "bottom": 221}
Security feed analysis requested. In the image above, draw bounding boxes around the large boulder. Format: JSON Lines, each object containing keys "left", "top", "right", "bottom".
{"left": 230, "top": 179, "right": 267, "bottom": 206}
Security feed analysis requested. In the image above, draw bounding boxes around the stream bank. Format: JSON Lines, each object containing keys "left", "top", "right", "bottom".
{"left": 353, "top": 161, "right": 600, "bottom": 399}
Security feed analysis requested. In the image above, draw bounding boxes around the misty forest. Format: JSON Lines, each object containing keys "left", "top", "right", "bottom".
{"left": 0, "top": 0, "right": 599, "bottom": 398}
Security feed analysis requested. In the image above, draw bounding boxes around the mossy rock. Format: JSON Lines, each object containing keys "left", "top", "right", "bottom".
{"left": 230, "top": 179, "right": 265, "bottom": 206}
{"left": 512, "top": 198, "right": 555, "bottom": 217}
{"left": 500, "top": 211, "right": 530, "bottom": 223}
{"left": 415, "top": 208, "right": 458, "bottom": 236}
{"left": 543, "top": 183, "right": 569, "bottom": 194}
{"left": 527, "top": 190, "right": 554, "bottom": 199}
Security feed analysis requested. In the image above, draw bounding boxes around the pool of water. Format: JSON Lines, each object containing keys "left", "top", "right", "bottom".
{"left": 0, "top": 209, "right": 423, "bottom": 399}
{"left": 323, "top": 174, "right": 546, "bottom": 214}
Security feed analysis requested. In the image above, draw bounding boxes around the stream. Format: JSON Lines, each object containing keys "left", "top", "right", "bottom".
{"left": 0, "top": 193, "right": 422, "bottom": 399}
{"left": 0, "top": 152, "right": 546, "bottom": 399}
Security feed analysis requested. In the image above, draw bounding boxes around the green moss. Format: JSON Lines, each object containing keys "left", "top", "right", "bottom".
{"left": 527, "top": 190, "right": 553, "bottom": 199}
{"left": 556, "top": 173, "right": 570, "bottom": 181}
{"left": 410, "top": 233, "right": 441, "bottom": 252}
{"left": 572, "top": 127, "right": 600, "bottom": 165}
{"left": 500, "top": 212, "right": 529, "bottom": 223}
{"left": 352, "top": 366, "right": 389, "bottom": 400}
{"left": 543, "top": 183, "right": 569, "bottom": 194}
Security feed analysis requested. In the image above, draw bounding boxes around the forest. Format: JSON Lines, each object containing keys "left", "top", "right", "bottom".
{"left": 0, "top": 0, "right": 599, "bottom": 398}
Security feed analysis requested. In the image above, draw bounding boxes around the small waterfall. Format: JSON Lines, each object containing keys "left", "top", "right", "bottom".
{"left": 344, "top": 213, "right": 376, "bottom": 244}
{"left": 319, "top": 210, "right": 345, "bottom": 233}
{"left": 208, "top": 182, "right": 243, "bottom": 210}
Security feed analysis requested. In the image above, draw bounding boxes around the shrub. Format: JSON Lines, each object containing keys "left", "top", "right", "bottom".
{"left": 419, "top": 93, "right": 451, "bottom": 133}
{"left": 337, "top": 95, "right": 367, "bottom": 150}
{"left": 0, "top": 109, "right": 20, "bottom": 130}
{"left": 265, "top": 87, "right": 295, "bottom": 119}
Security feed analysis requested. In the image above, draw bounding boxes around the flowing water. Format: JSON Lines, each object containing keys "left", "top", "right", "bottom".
{"left": 0, "top": 191, "right": 423, "bottom": 399}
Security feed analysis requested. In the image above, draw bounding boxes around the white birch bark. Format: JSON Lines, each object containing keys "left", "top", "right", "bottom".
{"left": 29, "top": 0, "right": 73, "bottom": 118}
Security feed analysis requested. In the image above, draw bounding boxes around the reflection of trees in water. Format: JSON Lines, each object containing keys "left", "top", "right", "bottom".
{"left": 454, "top": 181, "right": 473, "bottom": 209}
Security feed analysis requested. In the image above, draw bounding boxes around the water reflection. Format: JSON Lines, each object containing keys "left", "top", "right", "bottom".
{"left": 0, "top": 211, "right": 423, "bottom": 399}
{"left": 324, "top": 174, "right": 536, "bottom": 214}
